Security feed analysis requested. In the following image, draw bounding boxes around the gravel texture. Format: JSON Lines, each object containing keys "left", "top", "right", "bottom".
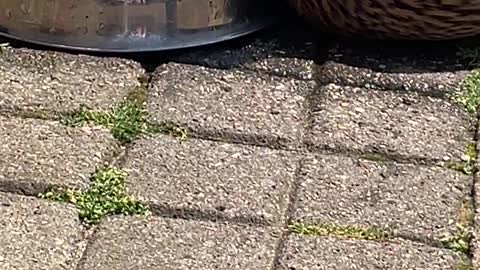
{"left": 315, "top": 39, "right": 474, "bottom": 94}
{"left": 121, "top": 134, "right": 300, "bottom": 225}
{"left": 306, "top": 84, "right": 471, "bottom": 162}
{"left": 148, "top": 63, "right": 311, "bottom": 149}
{"left": 168, "top": 23, "right": 316, "bottom": 80}
{"left": 0, "top": 47, "right": 144, "bottom": 115}
{"left": 315, "top": 61, "right": 471, "bottom": 95}
{"left": 0, "top": 192, "right": 86, "bottom": 270}
{"left": 77, "top": 216, "right": 280, "bottom": 270}
{"left": 294, "top": 155, "right": 471, "bottom": 241}
{"left": 280, "top": 234, "right": 464, "bottom": 270}
{"left": 0, "top": 116, "right": 119, "bottom": 195}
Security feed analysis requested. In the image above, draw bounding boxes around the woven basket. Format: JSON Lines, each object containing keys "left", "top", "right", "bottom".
{"left": 287, "top": 0, "right": 480, "bottom": 40}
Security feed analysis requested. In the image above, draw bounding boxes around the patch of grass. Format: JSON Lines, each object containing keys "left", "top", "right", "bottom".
{"left": 446, "top": 142, "right": 478, "bottom": 175}
{"left": 440, "top": 224, "right": 473, "bottom": 254}
{"left": 62, "top": 103, "right": 187, "bottom": 143}
{"left": 454, "top": 70, "right": 480, "bottom": 115}
{"left": 359, "top": 153, "right": 388, "bottom": 163}
{"left": 290, "top": 223, "right": 390, "bottom": 241}
{"left": 0, "top": 43, "right": 9, "bottom": 53}
{"left": 39, "top": 167, "right": 150, "bottom": 225}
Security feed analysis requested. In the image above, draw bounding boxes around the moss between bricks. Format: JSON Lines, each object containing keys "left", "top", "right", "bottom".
{"left": 446, "top": 142, "right": 478, "bottom": 175}
{"left": 454, "top": 70, "right": 480, "bottom": 115}
{"left": 39, "top": 167, "right": 149, "bottom": 225}
{"left": 440, "top": 198, "right": 475, "bottom": 255}
{"left": 289, "top": 223, "right": 391, "bottom": 241}
{"left": 61, "top": 85, "right": 187, "bottom": 144}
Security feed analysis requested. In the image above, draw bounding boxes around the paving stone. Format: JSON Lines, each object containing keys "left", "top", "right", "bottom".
{"left": 306, "top": 84, "right": 470, "bottom": 162}
{"left": 0, "top": 116, "right": 119, "bottom": 195}
{"left": 77, "top": 216, "right": 280, "bottom": 270}
{"left": 294, "top": 155, "right": 471, "bottom": 241}
{"left": 168, "top": 23, "right": 316, "bottom": 80}
{"left": 279, "top": 234, "right": 464, "bottom": 270}
{"left": 315, "top": 40, "right": 474, "bottom": 94}
{"left": 0, "top": 192, "right": 86, "bottom": 270}
{"left": 148, "top": 63, "right": 311, "bottom": 149}
{"left": 0, "top": 47, "right": 144, "bottom": 115}
{"left": 122, "top": 134, "right": 300, "bottom": 225}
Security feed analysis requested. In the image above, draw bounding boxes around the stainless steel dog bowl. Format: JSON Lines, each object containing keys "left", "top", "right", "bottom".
{"left": 0, "top": 0, "right": 274, "bottom": 52}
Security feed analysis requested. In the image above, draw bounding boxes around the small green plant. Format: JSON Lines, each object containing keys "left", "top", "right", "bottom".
{"left": 454, "top": 70, "right": 480, "bottom": 115}
{"left": 359, "top": 154, "right": 388, "bottom": 163}
{"left": 39, "top": 167, "right": 150, "bottom": 225}
{"left": 290, "top": 223, "right": 390, "bottom": 241}
{"left": 440, "top": 224, "right": 473, "bottom": 254}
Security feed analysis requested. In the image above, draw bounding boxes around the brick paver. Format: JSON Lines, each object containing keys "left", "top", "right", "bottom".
{"left": 0, "top": 47, "right": 144, "bottom": 115}
{"left": 148, "top": 63, "right": 312, "bottom": 149}
{"left": 0, "top": 192, "right": 86, "bottom": 270}
{"left": 122, "top": 134, "right": 300, "bottom": 225}
{"left": 0, "top": 116, "right": 119, "bottom": 195}
{"left": 294, "top": 155, "right": 470, "bottom": 241}
{"left": 316, "top": 41, "right": 471, "bottom": 94}
{"left": 77, "top": 216, "right": 280, "bottom": 270}
{"left": 169, "top": 24, "right": 316, "bottom": 80}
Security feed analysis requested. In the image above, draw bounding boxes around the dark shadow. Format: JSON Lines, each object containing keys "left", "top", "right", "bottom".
{"left": 310, "top": 30, "right": 480, "bottom": 73}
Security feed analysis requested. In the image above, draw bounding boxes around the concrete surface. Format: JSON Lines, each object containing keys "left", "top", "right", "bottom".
{"left": 77, "top": 216, "right": 280, "bottom": 270}
{"left": 0, "top": 21, "right": 479, "bottom": 269}
{"left": 0, "top": 116, "right": 119, "bottom": 195}
{"left": 305, "top": 84, "right": 470, "bottom": 163}
{"left": 0, "top": 192, "right": 86, "bottom": 270}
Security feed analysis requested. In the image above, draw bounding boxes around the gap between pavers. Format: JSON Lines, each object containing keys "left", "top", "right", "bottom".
{"left": 119, "top": 134, "right": 301, "bottom": 226}
{"left": 147, "top": 62, "right": 312, "bottom": 150}
{"left": 0, "top": 191, "right": 87, "bottom": 270}
{"left": 305, "top": 84, "right": 472, "bottom": 163}
{"left": 76, "top": 215, "right": 281, "bottom": 270}
{"left": 0, "top": 116, "right": 119, "bottom": 195}
{"left": 0, "top": 46, "right": 144, "bottom": 116}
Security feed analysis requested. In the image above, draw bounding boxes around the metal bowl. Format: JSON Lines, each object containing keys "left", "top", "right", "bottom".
{"left": 0, "top": 0, "right": 274, "bottom": 52}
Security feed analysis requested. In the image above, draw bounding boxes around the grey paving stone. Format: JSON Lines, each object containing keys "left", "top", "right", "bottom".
{"left": 315, "top": 40, "right": 474, "bottom": 94}
{"left": 148, "top": 63, "right": 311, "bottom": 149}
{"left": 306, "top": 84, "right": 470, "bottom": 162}
{"left": 294, "top": 155, "right": 471, "bottom": 241}
{"left": 315, "top": 62, "right": 471, "bottom": 95}
{"left": 0, "top": 116, "right": 119, "bottom": 195}
{"left": 0, "top": 47, "right": 144, "bottom": 115}
{"left": 168, "top": 24, "right": 316, "bottom": 80}
{"left": 122, "top": 134, "right": 300, "bottom": 225}
{"left": 279, "top": 234, "right": 464, "bottom": 270}
{"left": 77, "top": 216, "right": 280, "bottom": 270}
{"left": 0, "top": 192, "right": 86, "bottom": 270}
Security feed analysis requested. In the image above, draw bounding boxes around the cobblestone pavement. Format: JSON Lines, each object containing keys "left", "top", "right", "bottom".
{"left": 1, "top": 21, "right": 480, "bottom": 270}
